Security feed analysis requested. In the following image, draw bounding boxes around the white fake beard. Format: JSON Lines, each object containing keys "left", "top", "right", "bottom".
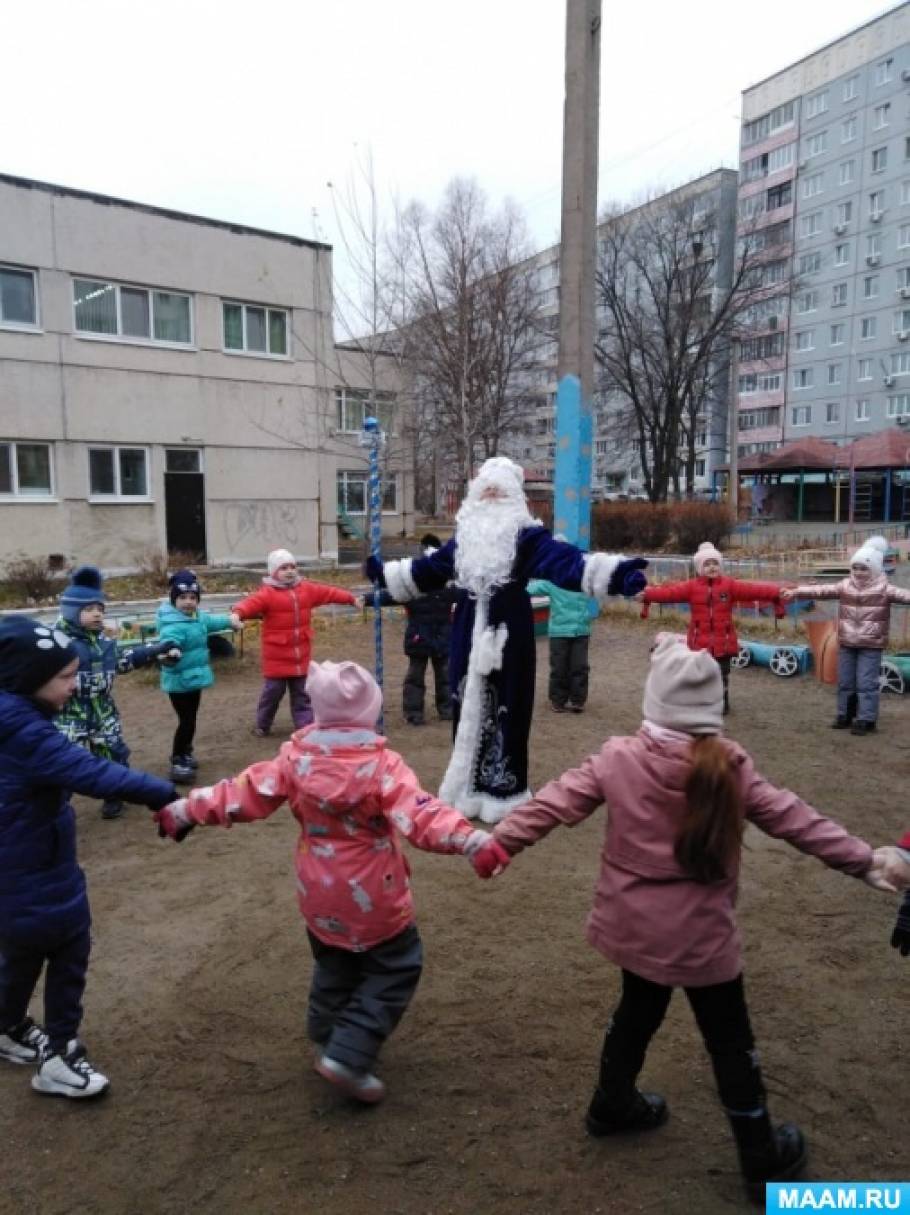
{"left": 454, "top": 493, "right": 535, "bottom": 596}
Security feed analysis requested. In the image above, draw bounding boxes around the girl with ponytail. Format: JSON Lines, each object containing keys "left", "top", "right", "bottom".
{"left": 470, "top": 633, "right": 896, "bottom": 1204}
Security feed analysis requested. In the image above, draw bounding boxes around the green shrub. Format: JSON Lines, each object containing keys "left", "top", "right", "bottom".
{"left": 592, "top": 502, "right": 672, "bottom": 551}
{"left": 671, "top": 502, "right": 734, "bottom": 552}
{"left": 1, "top": 552, "right": 61, "bottom": 603}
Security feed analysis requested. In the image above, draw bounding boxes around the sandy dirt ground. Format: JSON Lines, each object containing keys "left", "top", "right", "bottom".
{"left": 1, "top": 610, "right": 907, "bottom": 1215}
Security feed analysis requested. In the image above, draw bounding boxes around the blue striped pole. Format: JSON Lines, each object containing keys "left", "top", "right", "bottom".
{"left": 363, "top": 416, "right": 384, "bottom": 731}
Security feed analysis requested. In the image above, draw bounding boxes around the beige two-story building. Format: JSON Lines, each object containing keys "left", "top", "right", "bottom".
{"left": 0, "top": 173, "right": 411, "bottom": 570}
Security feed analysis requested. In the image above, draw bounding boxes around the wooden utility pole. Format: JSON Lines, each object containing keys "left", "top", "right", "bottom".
{"left": 553, "top": 0, "right": 601, "bottom": 550}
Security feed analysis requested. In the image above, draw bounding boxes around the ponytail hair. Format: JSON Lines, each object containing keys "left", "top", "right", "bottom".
{"left": 675, "top": 736, "right": 745, "bottom": 884}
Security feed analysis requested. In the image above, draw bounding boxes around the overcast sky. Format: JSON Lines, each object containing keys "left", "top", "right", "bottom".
{"left": 3, "top": 0, "right": 899, "bottom": 270}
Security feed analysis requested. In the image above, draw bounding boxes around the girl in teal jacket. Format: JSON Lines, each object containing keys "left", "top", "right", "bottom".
{"left": 156, "top": 569, "right": 237, "bottom": 782}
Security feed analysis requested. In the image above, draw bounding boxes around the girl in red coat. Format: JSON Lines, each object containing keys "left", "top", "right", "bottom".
{"left": 232, "top": 549, "right": 359, "bottom": 735}
{"left": 638, "top": 542, "right": 784, "bottom": 713}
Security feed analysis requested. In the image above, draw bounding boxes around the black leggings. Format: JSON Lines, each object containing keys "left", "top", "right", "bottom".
{"left": 168, "top": 690, "right": 201, "bottom": 756}
{"left": 598, "top": 968, "right": 764, "bottom": 1114}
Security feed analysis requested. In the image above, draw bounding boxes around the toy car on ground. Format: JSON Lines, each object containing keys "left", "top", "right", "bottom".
{"left": 729, "top": 639, "right": 812, "bottom": 678}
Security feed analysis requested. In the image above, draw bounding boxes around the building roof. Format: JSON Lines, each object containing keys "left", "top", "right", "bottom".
{"left": 0, "top": 172, "right": 331, "bottom": 252}
{"left": 729, "top": 427, "right": 910, "bottom": 474}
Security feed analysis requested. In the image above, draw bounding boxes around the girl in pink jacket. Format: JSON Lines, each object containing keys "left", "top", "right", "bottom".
{"left": 781, "top": 535, "right": 910, "bottom": 735}
{"left": 156, "top": 659, "right": 489, "bottom": 1104}
{"left": 472, "top": 634, "right": 894, "bottom": 1203}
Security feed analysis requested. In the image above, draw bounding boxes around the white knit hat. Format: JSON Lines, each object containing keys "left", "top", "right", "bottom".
{"left": 693, "top": 542, "right": 723, "bottom": 575}
{"left": 642, "top": 633, "right": 724, "bottom": 735}
{"left": 267, "top": 548, "right": 296, "bottom": 575}
{"left": 307, "top": 660, "right": 382, "bottom": 728}
{"left": 849, "top": 543, "right": 883, "bottom": 575}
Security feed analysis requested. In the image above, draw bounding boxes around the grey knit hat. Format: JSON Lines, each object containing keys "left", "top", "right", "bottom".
{"left": 642, "top": 633, "right": 724, "bottom": 735}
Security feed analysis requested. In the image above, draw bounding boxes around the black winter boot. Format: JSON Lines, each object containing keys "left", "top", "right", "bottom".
{"left": 586, "top": 1086, "right": 668, "bottom": 1136}
{"left": 728, "top": 1110, "right": 808, "bottom": 1204}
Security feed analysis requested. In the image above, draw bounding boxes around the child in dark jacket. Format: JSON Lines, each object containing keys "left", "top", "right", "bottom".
{"left": 0, "top": 616, "right": 176, "bottom": 1099}
{"left": 55, "top": 565, "right": 179, "bottom": 820}
{"left": 639, "top": 542, "right": 784, "bottom": 713}
{"left": 232, "top": 548, "right": 359, "bottom": 736}
{"left": 470, "top": 634, "right": 896, "bottom": 1204}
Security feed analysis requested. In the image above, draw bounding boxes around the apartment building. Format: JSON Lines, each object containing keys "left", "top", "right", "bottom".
{"left": 0, "top": 173, "right": 410, "bottom": 569}
{"left": 736, "top": 2, "right": 910, "bottom": 457}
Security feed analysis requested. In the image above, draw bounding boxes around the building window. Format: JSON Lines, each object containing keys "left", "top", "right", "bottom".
{"left": 796, "top": 252, "right": 819, "bottom": 276}
{"left": 855, "top": 399, "right": 871, "bottom": 421}
{"left": 869, "top": 190, "right": 885, "bottom": 219}
{"left": 906, "top": 135, "right": 910, "bottom": 161}
{"left": 899, "top": 224, "right": 910, "bottom": 249}
{"left": 875, "top": 58, "right": 893, "bottom": 86}
{"left": 894, "top": 308, "right": 910, "bottom": 335}
{"left": 837, "top": 201, "right": 853, "bottom": 226}
{"left": 766, "top": 182, "right": 792, "bottom": 211}
{"left": 838, "top": 160, "right": 855, "bottom": 187}
{"left": 0, "top": 265, "right": 38, "bottom": 329}
{"left": 830, "top": 323, "right": 845, "bottom": 345}
{"left": 843, "top": 76, "right": 859, "bottom": 102}
{"left": 795, "top": 329, "right": 814, "bottom": 352}
{"left": 805, "top": 90, "right": 828, "bottom": 118}
{"left": 759, "top": 373, "right": 782, "bottom": 393}
{"left": 898, "top": 267, "right": 910, "bottom": 290}
{"left": 864, "top": 276, "right": 879, "bottom": 300}
{"left": 796, "top": 290, "right": 818, "bottom": 314}
{"left": 738, "top": 374, "right": 756, "bottom": 395}
{"left": 793, "top": 369, "right": 813, "bottom": 390}
{"left": 791, "top": 405, "right": 812, "bottom": 425}
{"left": 874, "top": 103, "right": 891, "bottom": 129}
{"left": 834, "top": 243, "right": 850, "bottom": 266}
{"left": 887, "top": 394, "right": 910, "bottom": 418}
{"left": 872, "top": 147, "right": 888, "bottom": 174}
{"left": 0, "top": 441, "right": 53, "bottom": 497}
{"left": 858, "top": 359, "right": 873, "bottom": 381}
{"left": 825, "top": 402, "right": 840, "bottom": 424}
{"left": 891, "top": 352, "right": 910, "bottom": 376}
{"left": 799, "top": 212, "right": 822, "bottom": 239}
{"left": 740, "top": 333, "right": 785, "bottom": 361}
{"left": 88, "top": 447, "right": 149, "bottom": 499}
{"left": 336, "top": 470, "right": 398, "bottom": 515}
{"left": 867, "top": 234, "right": 883, "bottom": 258}
{"left": 741, "top": 101, "right": 795, "bottom": 147}
{"left": 831, "top": 283, "right": 847, "bottom": 307}
{"left": 335, "top": 388, "right": 396, "bottom": 434}
{"left": 222, "top": 301, "right": 288, "bottom": 356}
{"left": 802, "top": 172, "right": 824, "bottom": 199}
{"left": 902, "top": 181, "right": 910, "bottom": 206}
{"left": 828, "top": 364, "right": 842, "bottom": 386}
{"left": 73, "top": 279, "right": 191, "bottom": 344}
{"left": 841, "top": 117, "right": 857, "bottom": 143}
{"left": 860, "top": 317, "right": 877, "bottom": 341}
{"left": 805, "top": 131, "right": 827, "bottom": 159}
{"left": 165, "top": 448, "right": 202, "bottom": 473}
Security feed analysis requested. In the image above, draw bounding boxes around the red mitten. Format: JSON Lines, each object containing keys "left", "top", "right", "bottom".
{"left": 471, "top": 838, "right": 512, "bottom": 879}
{"left": 155, "top": 800, "right": 195, "bottom": 843}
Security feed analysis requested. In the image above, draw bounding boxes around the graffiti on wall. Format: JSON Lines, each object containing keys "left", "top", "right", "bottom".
{"left": 224, "top": 501, "right": 304, "bottom": 553}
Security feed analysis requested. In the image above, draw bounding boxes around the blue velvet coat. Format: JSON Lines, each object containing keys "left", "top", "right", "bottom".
{"left": 407, "top": 527, "right": 586, "bottom": 800}
{"left": 0, "top": 690, "right": 175, "bottom": 942}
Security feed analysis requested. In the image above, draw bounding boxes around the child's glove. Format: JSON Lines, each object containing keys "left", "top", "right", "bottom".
{"left": 155, "top": 799, "right": 195, "bottom": 843}
{"left": 145, "top": 783, "right": 179, "bottom": 812}
{"left": 607, "top": 557, "right": 648, "bottom": 598}
{"left": 155, "top": 645, "right": 182, "bottom": 666}
{"left": 470, "top": 838, "right": 512, "bottom": 879}
{"left": 891, "top": 891, "right": 910, "bottom": 958}
{"left": 365, "top": 556, "right": 386, "bottom": 587}
{"left": 229, "top": 613, "right": 243, "bottom": 631}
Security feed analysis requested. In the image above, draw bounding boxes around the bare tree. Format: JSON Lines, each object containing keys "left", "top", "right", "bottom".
{"left": 594, "top": 192, "right": 785, "bottom": 501}
{"left": 391, "top": 178, "right": 546, "bottom": 496}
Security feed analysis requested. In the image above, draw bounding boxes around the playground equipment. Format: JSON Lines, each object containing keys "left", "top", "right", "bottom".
{"left": 730, "top": 639, "right": 812, "bottom": 678}
{"left": 880, "top": 654, "right": 910, "bottom": 695}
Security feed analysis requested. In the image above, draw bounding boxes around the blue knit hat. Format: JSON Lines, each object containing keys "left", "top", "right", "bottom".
{"left": 59, "top": 565, "right": 106, "bottom": 624}
{"left": 168, "top": 568, "right": 201, "bottom": 605}
{"left": 0, "top": 615, "right": 76, "bottom": 695}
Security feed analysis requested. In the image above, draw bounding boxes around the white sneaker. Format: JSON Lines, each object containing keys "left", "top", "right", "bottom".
{"left": 31, "top": 1040, "right": 110, "bottom": 1099}
{"left": 0, "top": 1017, "right": 50, "bottom": 1065}
{"left": 314, "top": 1053, "right": 386, "bottom": 1104}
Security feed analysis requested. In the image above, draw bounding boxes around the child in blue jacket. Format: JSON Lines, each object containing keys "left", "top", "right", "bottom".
{"left": 55, "top": 565, "right": 179, "bottom": 820}
{"left": 156, "top": 569, "right": 240, "bottom": 782}
{"left": 0, "top": 615, "right": 176, "bottom": 1099}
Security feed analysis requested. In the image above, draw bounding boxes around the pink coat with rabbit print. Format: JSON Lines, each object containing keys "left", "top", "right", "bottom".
{"left": 182, "top": 726, "right": 477, "bottom": 951}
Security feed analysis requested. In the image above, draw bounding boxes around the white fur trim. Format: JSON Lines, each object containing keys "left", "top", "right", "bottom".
{"left": 475, "top": 623, "right": 508, "bottom": 675}
{"left": 463, "top": 789, "right": 532, "bottom": 825}
{"left": 384, "top": 558, "right": 419, "bottom": 602}
{"left": 582, "top": 552, "right": 622, "bottom": 600}
{"left": 439, "top": 595, "right": 491, "bottom": 811}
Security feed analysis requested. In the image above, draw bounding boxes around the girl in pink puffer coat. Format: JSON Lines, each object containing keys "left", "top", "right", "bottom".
{"left": 469, "top": 634, "right": 895, "bottom": 1203}
{"left": 155, "top": 660, "right": 489, "bottom": 1105}
{"left": 781, "top": 536, "right": 910, "bottom": 735}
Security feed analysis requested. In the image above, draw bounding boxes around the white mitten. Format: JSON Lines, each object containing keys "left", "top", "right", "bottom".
{"left": 461, "top": 829, "right": 491, "bottom": 857}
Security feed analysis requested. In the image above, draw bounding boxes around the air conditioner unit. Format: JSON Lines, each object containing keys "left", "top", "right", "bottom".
{"left": 884, "top": 375, "right": 895, "bottom": 387}
{"left": 870, "top": 212, "right": 884, "bottom": 223}
{"left": 901, "top": 286, "right": 910, "bottom": 299}
{"left": 898, "top": 331, "right": 910, "bottom": 342}
{"left": 834, "top": 222, "right": 847, "bottom": 235}
{"left": 902, "top": 67, "right": 910, "bottom": 82}
{"left": 867, "top": 254, "right": 881, "bottom": 265}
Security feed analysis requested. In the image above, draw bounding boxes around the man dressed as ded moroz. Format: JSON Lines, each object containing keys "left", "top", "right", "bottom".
{"left": 368, "top": 457, "right": 647, "bottom": 824}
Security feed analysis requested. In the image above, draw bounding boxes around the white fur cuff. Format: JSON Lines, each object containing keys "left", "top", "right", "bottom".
{"left": 475, "top": 624, "right": 508, "bottom": 675}
{"left": 582, "top": 552, "right": 622, "bottom": 601}
{"left": 384, "top": 558, "right": 419, "bottom": 602}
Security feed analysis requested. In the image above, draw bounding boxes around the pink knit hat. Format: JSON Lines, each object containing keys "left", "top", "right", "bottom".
{"left": 307, "top": 660, "right": 382, "bottom": 728}
{"left": 693, "top": 542, "right": 723, "bottom": 574}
